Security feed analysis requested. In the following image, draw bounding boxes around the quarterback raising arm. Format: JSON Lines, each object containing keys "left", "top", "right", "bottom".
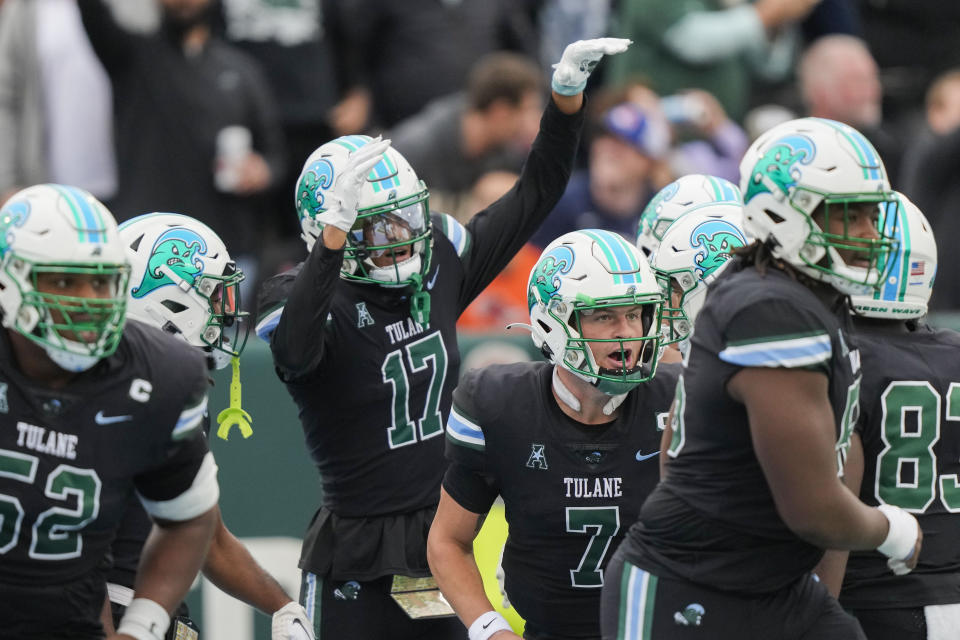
{"left": 256, "top": 38, "right": 629, "bottom": 640}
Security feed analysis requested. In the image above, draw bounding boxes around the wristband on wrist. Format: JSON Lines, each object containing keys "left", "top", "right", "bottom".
{"left": 468, "top": 611, "right": 512, "bottom": 640}
{"left": 550, "top": 77, "right": 587, "bottom": 96}
{"left": 116, "top": 598, "right": 170, "bottom": 640}
{"left": 876, "top": 504, "right": 919, "bottom": 561}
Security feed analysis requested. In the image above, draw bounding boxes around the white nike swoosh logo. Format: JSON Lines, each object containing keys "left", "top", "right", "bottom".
{"left": 95, "top": 410, "right": 133, "bottom": 425}
{"left": 426, "top": 268, "right": 439, "bottom": 290}
{"left": 636, "top": 450, "right": 660, "bottom": 461}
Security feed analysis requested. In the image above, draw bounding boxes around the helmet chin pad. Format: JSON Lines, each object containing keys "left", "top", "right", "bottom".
{"left": 43, "top": 341, "right": 101, "bottom": 372}
{"left": 367, "top": 254, "right": 422, "bottom": 286}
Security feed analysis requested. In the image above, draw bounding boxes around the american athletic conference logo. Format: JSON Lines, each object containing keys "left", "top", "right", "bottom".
{"left": 131, "top": 227, "right": 208, "bottom": 298}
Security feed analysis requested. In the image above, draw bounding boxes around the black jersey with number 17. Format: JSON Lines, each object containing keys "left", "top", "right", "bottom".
{"left": 616, "top": 264, "right": 861, "bottom": 594}
{"left": 841, "top": 320, "right": 960, "bottom": 609}
{"left": 256, "top": 100, "right": 584, "bottom": 579}
{"left": 444, "top": 361, "right": 679, "bottom": 638}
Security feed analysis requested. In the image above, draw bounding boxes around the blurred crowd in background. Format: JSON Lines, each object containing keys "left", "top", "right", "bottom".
{"left": 2, "top": 0, "right": 959, "bottom": 328}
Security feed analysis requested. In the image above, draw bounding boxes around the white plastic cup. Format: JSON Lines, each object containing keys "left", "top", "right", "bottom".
{"left": 214, "top": 126, "right": 252, "bottom": 192}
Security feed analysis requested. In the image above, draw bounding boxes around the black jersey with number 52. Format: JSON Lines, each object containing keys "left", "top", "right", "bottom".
{"left": 0, "top": 320, "right": 212, "bottom": 633}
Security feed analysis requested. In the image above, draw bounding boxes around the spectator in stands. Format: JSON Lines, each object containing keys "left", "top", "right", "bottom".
{"left": 389, "top": 52, "right": 544, "bottom": 221}
{"left": 662, "top": 88, "right": 750, "bottom": 184}
{"left": 858, "top": 0, "right": 960, "bottom": 125}
{"left": 606, "top": 0, "right": 821, "bottom": 121}
{"left": 529, "top": 91, "right": 671, "bottom": 248}
{"left": 900, "top": 69, "right": 960, "bottom": 311}
{"left": 0, "top": 0, "right": 116, "bottom": 205}
{"left": 798, "top": 34, "right": 903, "bottom": 183}
{"left": 219, "top": 0, "right": 342, "bottom": 251}
{"left": 77, "top": 0, "right": 285, "bottom": 300}
{"left": 325, "top": 0, "right": 537, "bottom": 130}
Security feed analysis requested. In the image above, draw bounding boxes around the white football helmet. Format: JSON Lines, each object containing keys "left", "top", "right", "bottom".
{"left": 527, "top": 229, "right": 664, "bottom": 394}
{"left": 851, "top": 193, "right": 937, "bottom": 319}
{"left": 739, "top": 117, "right": 899, "bottom": 295}
{"left": 0, "top": 184, "right": 129, "bottom": 371}
{"left": 651, "top": 203, "right": 748, "bottom": 346}
{"left": 295, "top": 135, "right": 432, "bottom": 289}
{"left": 120, "top": 213, "right": 249, "bottom": 370}
{"left": 637, "top": 174, "right": 742, "bottom": 258}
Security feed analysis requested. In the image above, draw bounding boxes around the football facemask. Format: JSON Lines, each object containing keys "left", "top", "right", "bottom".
{"left": 296, "top": 136, "right": 433, "bottom": 290}
{"left": 120, "top": 213, "right": 249, "bottom": 369}
{"left": 740, "top": 117, "right": 899, "bottom": 295}
{"left": 527, "top": 229, "right": 664, "bottom": 394}
{"left": 0, "top": 184, "right": 129, "bottom": 372}
{"left": 651, "top": 203, "right": 748, "bottom": 347}
{"left": 851, "top": 193, "right": 937, "bottom": 319}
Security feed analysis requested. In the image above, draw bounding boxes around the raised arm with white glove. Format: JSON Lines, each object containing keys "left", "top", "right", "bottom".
{"left": 550, "top": 37, "right": 632, "bottom": 96}
{"left": 299, "top": 136, "right": 391, "bottom": 250}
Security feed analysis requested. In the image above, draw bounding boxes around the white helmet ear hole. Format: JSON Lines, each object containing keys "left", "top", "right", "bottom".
{"left": 536, "top": 318, "right": 552, "bottom": 333}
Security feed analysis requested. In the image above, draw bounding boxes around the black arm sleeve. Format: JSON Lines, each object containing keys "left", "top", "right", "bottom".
{"left": 268, "top": 241, "right": 344, "bottom": 379}
{"left": 76, "top": 0, "right": 139, "bottom": 75}
{"left": 456, "top": 98, "right": 584, "bottom": 312}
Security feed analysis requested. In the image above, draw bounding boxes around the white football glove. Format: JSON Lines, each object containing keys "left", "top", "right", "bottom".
{"left": 271, "top": 601, "right": 315, "bottom": 640}
{"left": 315, "top": 137, "right": 392, "bottom": 233}
{"left": 551, "top": 37, "right": 632, "bottom": 96}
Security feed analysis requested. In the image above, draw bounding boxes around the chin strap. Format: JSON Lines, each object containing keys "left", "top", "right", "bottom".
{"left": 554, "top": 366, "right": 629, "bottom": 416}
{"left": 216, "top": 356, "right": 253, "bottom": 440}
{"left": 407, "top": 272, "right": 431, "bottom": 326}
{"left": 552, "top": 366, "right": 582, "bottom": 413}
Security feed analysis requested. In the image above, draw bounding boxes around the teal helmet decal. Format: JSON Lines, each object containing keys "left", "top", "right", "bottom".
{"left": 690, "top": 219, "right": 747, "bottom": 278}
{"left": 528, "top": 245, "right": 575, "bottom": 310}
{"left": 639, "top": 180, "right": 679, "bottom": 229}
{"left": 295, "top": 158, "right": 335, "bottom": 222}
{"left": 0, "top": 199, "right": 30, "bottom": 257}
{"left": 131, "top": 228, "right": 207, "bottom": 298}
{"left": 744, "top": 134, "right": 816, "bottom": 203}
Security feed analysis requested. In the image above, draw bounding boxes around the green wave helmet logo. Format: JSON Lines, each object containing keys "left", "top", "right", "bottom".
{"left": 690, "top": 220, "right": 747, "bottom": 279}
{"left": 744, "top": 134, "right": 816, "bottom": 203}
{"left": 0, "top": 199, "right": 31, "bottom": 257}
{"left": 673, "top": 603, "right": 705, "bottom": 627}
{"left": 296, "top": 158, "right": 335, "bottom": 220}
{"left": 528, "top": 245, "right": 575, "bottom": 310}
{"left": 131, "top": 228, "right": 208, "bottom": 298}
{"left": 641, "top": 180, "right": 680, "bottom": 229}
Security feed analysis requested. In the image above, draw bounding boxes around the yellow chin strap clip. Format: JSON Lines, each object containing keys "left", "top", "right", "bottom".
{"left": 216, "top": 356, "right": 253, "bottom": 440}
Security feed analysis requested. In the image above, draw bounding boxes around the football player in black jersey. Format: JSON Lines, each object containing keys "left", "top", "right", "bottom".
{"left": 428, "top": 229, "right": 677, "bottom": 640}
{"left": 832, "top": 196, "right": 960, "bottom": 639}
{"left": 0, "top": 185, "right": 219, "bottom": 640}
{"left": 601, "top": 118, "right": 921, "bottom": 640}
{"left": 115, "top": 213, "right": 312, "bottom": 640}
{"left": 255, "top": 38, "right": 631, "bottom": 640}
